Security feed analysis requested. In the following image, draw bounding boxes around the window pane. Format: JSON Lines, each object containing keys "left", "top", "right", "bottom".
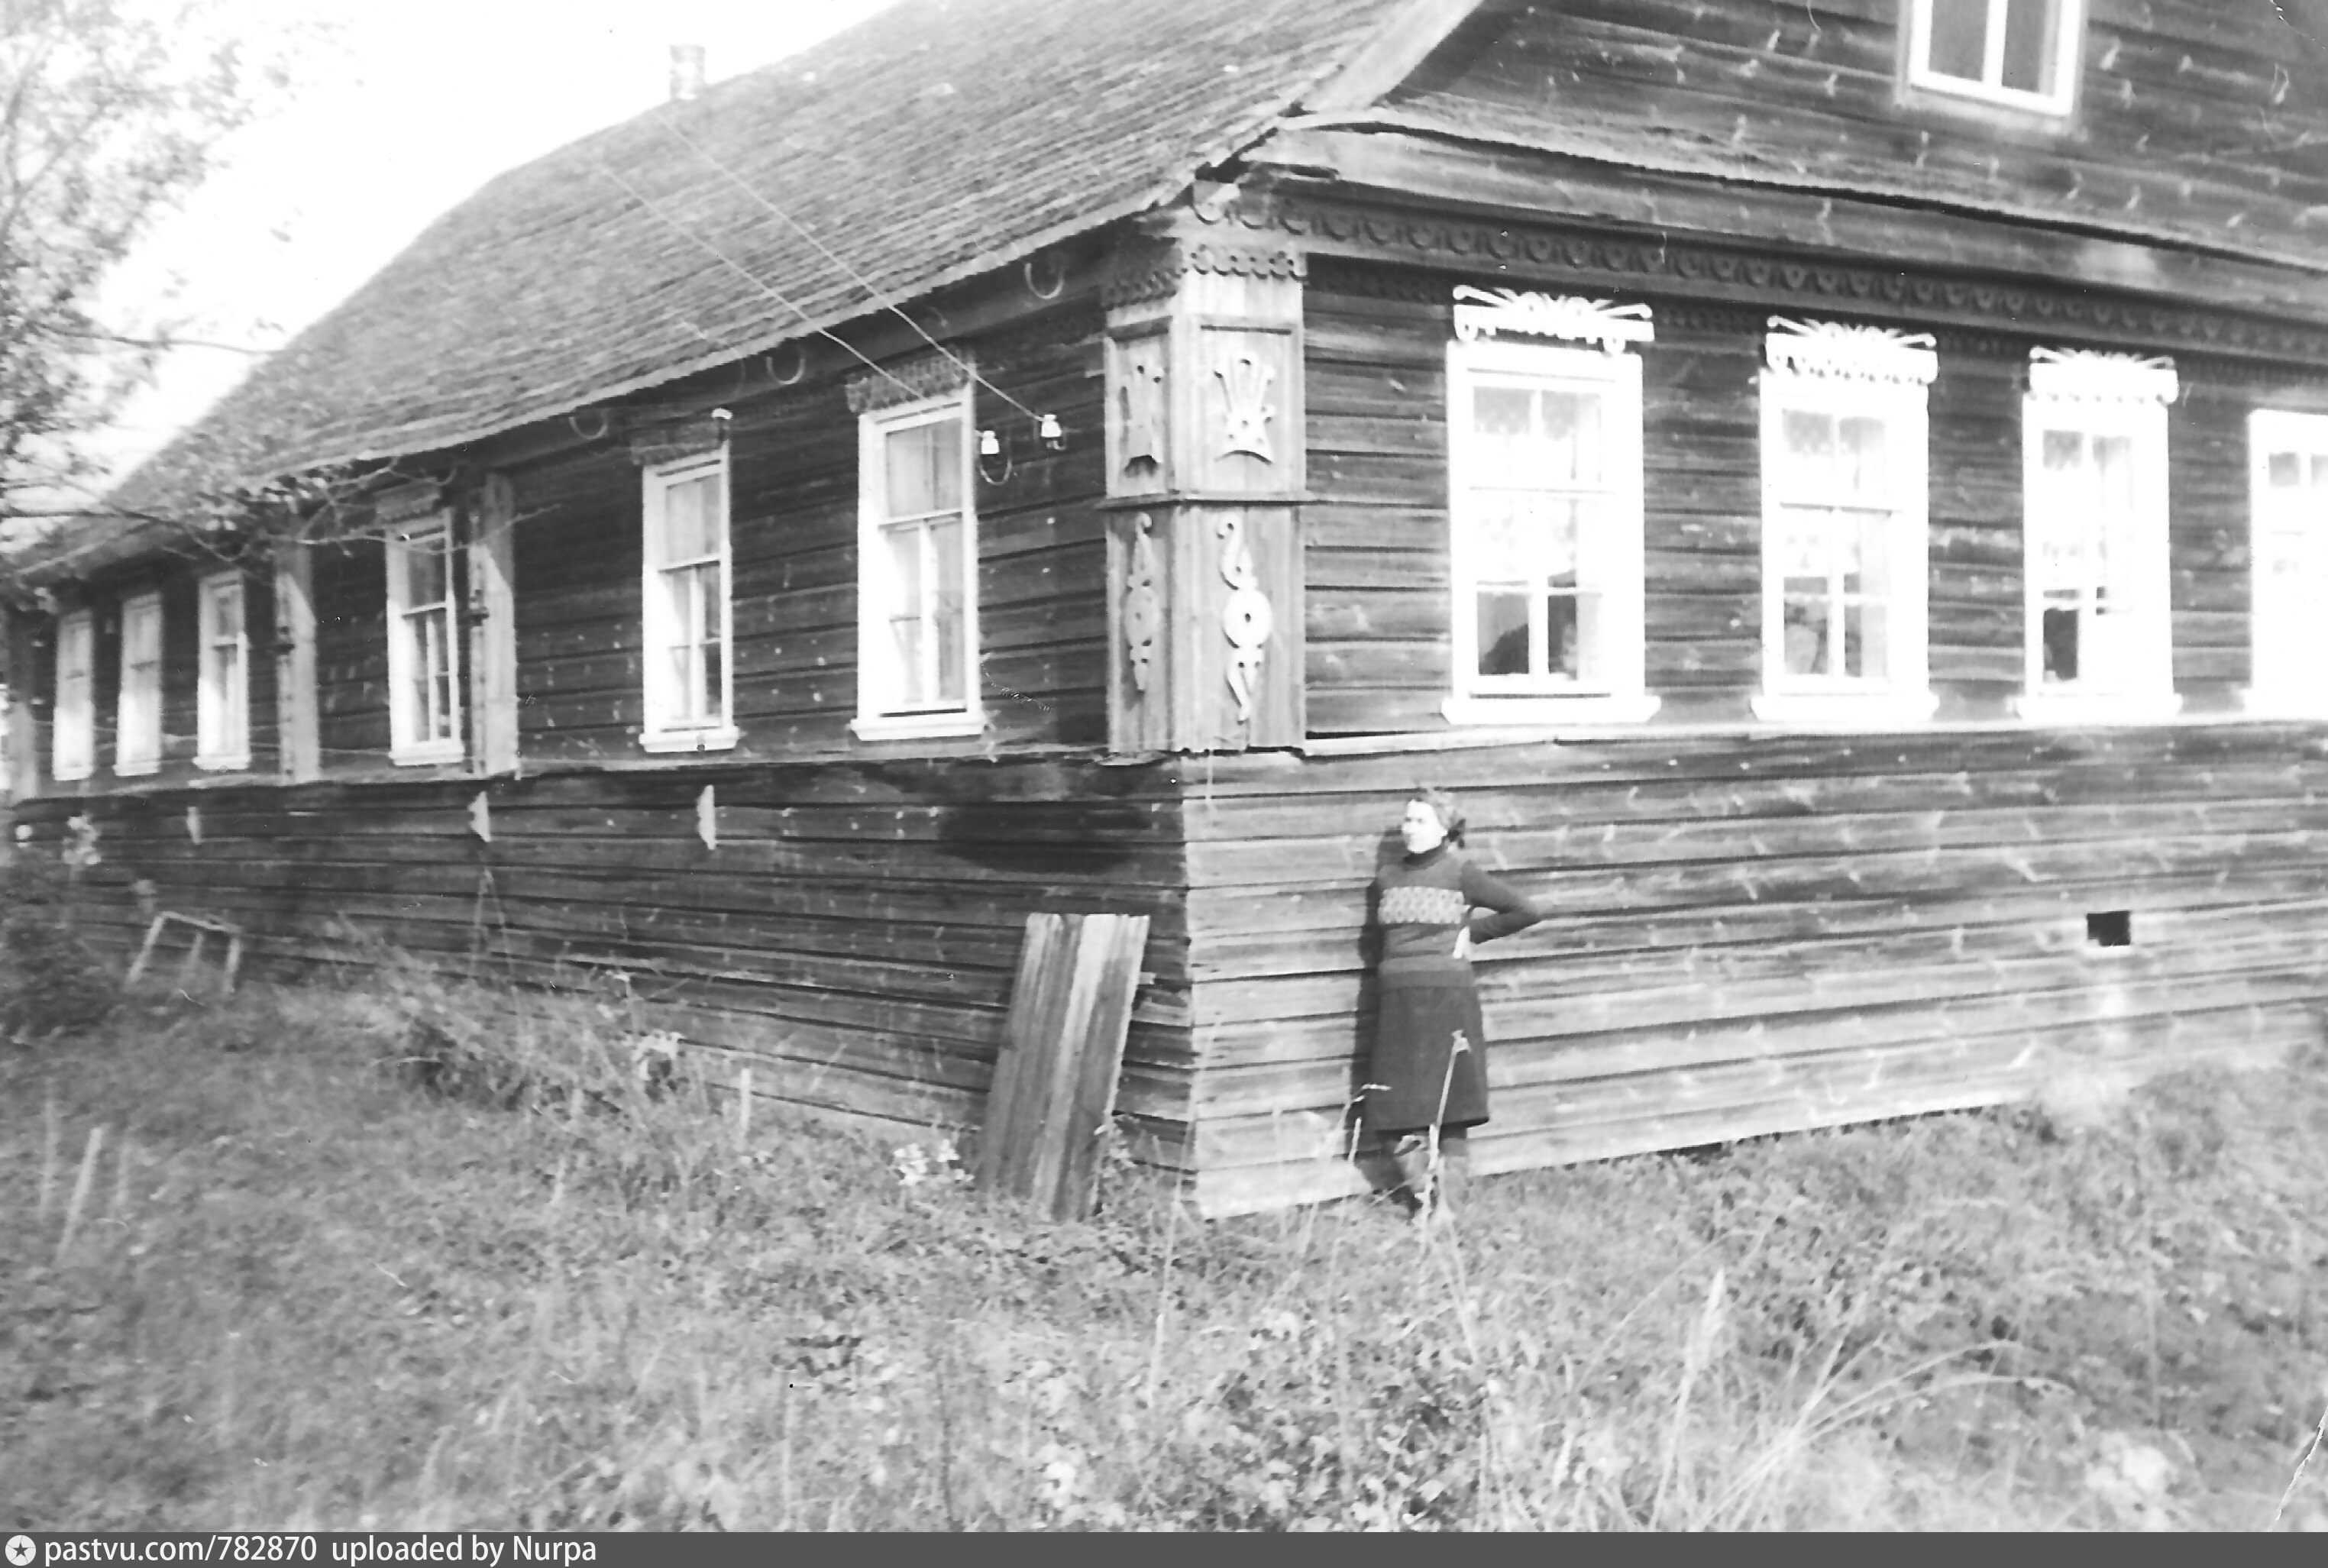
{"left": 2269, "top": 452, "right": 2303, "bottom": 490}
{"left": 1838, "top": 417, "right": 1888, "bottom": 500}
{"left": 1783, "top": 587, "right": 1828, "bottom": 676}
{"left": 1476, "top": 591, "right": 1531, "bottom": 677}
{"left": 1538, "top": 390, "right": 1602, "bottom": 487}
{"left": 1546, "top": 593, "right": 1580, "bottom": 679}
{"left": 406, "top": 533, "right": 448, "bottom": 605}
{"left": 662, "top": 474, "right": 723, "bottom": 561}
{"left": 1473, "top": 386, "right": 1532, "bottom": 443}
{"left": 212, "top": 584, "right": 243, "bottom": 641}
{"left": 701, "top": 638, "right": 725, "bottom": 721}
{"left": 1927, "top": 0, "right": 1989, "bottom": 80}
{"left": 1783, "top": 409, "right": 1836, "bottom": 487}
{"left": 885, "top": 523, "right": 922, "bottom": 613}
{"left": 2310, "top": 454, "right": 2328, "bottom": 493}
{"left": 2000, "top": 0, "right": 2057, "bottom": 93}
{"left": 931, "top": 517, "right": 965, "bottom": 703}
{"left": 2042, "top": 603, "right": 2080, "bottom": 682}
{"left": 886, "top": 421, "right": 959, "bottom": 517}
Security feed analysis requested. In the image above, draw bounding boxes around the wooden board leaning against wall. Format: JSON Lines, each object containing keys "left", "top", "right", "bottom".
{"left": 14, "top": 758, "right": 1200, "bottom": 1172}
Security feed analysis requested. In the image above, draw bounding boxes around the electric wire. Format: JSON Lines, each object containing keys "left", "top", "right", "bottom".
{"left": 645, "top": 112, "right": 1047, "bottom": 427}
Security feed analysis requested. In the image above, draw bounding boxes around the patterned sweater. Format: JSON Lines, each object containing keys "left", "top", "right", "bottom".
{"left": 1373, "top": 845, "right": 1541, "bottom": 968}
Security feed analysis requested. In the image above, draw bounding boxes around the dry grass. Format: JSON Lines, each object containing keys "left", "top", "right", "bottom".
{"left": 4, "top": 967, "right": 2326, "bottom": 1531}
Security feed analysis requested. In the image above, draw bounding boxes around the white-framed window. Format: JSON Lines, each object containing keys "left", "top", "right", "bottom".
{"left": 1754, "top": 321, "right": 1938, "bottom": 726}
{"left": 115, "top": 592, "right": 162, "bottom": 776}
{"left": 1904, "top": 0, "right": 2083, "bottom": 116}
{"left": 854, "top": 388, "right": 984, "bottom": 739}
{"left": 196, "top": 571, "right": 251, "bottom": 770}
{"left": 385, "top": 516, "right": 464, "bottom": 765}
{"left": 2246, "top": 410, "right": 2328, "bottom": 716}
{"left": 640, "top": 448, "right": 737, "bottom": 752}
{"left": 52, "top": 609, "right": 94, "bottom": 783}
{"left": 1443, "top": 312, "right": 1656, "bottom": 728}
{"left": 2017, "top": 350, "right": 2179, "bottom": 723}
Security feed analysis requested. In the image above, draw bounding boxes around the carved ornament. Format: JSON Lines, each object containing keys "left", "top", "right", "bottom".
{"left": 1121, "top": 513, "right": 1162, "bottom": 695}
{"left": 627, "top": 412, "right": 730, "bottom": 468}
{"left": 1204, "top": 192, "right": 2328, "bottom": 367}
{"left": 2027, "top": 347, "right": 2180, "bottom": 404}
{"left": 1102, "top": 256, "right": 1185, "bottom": 310}
{"left": 1217, "top": 514, "right": 1273, "bottom": 723}
{"left": 1452, "top": 287, "right": 1654, "bottom": 352}
{"left": 1214, "top": 349, "right": 1278, "bottom": 464}
{"left": 1765, "top": 318, "right": 1939, "bottom": 384}
{"left": 1185, "top": 243, "right": 1305, "bottom": 281}
{"left": 1118, "top": 346, "right": 1167, "bottom": 474}
{"left": 373, "top": 481, "right": 443, "bottom": 526}
{"left": 843, "top": 349, "right": 974, "bottom": 415}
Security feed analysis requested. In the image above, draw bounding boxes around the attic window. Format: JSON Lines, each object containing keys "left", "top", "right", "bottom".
{"left": 1905, "top": 0, "right": 2082, "bottom": 117}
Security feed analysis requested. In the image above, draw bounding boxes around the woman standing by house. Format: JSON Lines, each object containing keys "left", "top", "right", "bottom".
{"left": 1366, "top": 787, "right": 1541, "bottom": 1216}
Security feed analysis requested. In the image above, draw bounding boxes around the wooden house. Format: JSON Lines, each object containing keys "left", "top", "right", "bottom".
{"left": 10, "top": 0, "right": 2328, "bottom": 1214}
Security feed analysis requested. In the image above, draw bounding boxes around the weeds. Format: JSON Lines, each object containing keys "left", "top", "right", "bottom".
{"left": 2, "top": 959, "right": 2326, "bottom": 1531}
{"left": 0, "top": 848, "right": 121, "bottom": 1040}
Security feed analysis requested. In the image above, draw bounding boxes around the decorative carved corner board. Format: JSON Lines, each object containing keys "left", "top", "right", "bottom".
{"left": 1101, "top": 228, "right": 1305, "bottom": 753}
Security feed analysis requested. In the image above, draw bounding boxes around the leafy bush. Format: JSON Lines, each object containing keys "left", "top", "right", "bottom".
{"left": 0, "top": 848, "right": 119, "bottom": 1040}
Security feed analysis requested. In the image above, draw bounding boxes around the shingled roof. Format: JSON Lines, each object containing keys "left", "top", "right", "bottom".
{"left": 80, "top": 0, "right": 1415, "bottom": 544}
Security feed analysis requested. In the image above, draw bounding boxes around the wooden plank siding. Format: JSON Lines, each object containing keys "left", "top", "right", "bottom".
{"left": 1304, "top": 258, "right": 2328, "bottom": 737}
{"left": 1394, "top": 0, "right": 2328, "bottom": 270}
{"left": 503, "top": 303, "right": 1109, "bottom": 769}
{"left": 18, "top": 758, "right": 1195, "bottom": 1167}
{"left": 1177, "top": 724, "right": 2328, "bottom": 1215}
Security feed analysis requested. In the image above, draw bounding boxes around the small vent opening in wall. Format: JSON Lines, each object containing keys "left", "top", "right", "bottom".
{"left": 2087, "top": 910, "right": 2132, "bottom": 949}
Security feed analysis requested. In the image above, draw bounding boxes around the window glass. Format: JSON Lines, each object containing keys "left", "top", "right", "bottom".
{"left": 118, "top": 594, "right": 162, "bottom": 771}
{"left": 2249, "top": 412, "right": 2328, "bottom": 711}
{"left": 869, "top": 413, "right": 972, "bottom": 716}
{"left": 1457, "top": 370, "right": 1625, "bottom": 690}
{"left": 642, "top": 454, "right": 732, "bottom": 743}
{"left": 199, "top": 576, "right": 248, "bottom": 765}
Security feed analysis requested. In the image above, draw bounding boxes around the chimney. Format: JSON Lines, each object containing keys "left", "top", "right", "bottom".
{"left": 669, "top": 44, "right": 706, "bottom": 103}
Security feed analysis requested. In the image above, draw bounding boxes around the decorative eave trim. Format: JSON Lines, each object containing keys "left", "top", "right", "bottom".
{"left": 1764, "top": 317, "right": 1938, "bottom": 384}
{"left": 629, "top": 411, "right": 732, "bottom": 468}
{"left": 374, "top": 481, "right": 444, "bottom": 527}
{"left": 2027, "top": 347, "right": 2179, "bottom": 404}
{"left": 1198, "top": 189, "right": 2328, "bottom": 368}
{"left": 844, "top": 349, "right": 975, "bottom": 415}
{"left": 1452, "top": 287, "right": 1653, "bottom": 351}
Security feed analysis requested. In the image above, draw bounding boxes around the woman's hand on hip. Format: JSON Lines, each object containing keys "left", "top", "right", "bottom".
{"left": 1451, "top": 926, "right": 1473, "bottom": 962}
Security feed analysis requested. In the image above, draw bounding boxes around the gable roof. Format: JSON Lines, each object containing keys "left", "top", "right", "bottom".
{"left": 81, "top": 0, "right": 1415, "bottom": 542}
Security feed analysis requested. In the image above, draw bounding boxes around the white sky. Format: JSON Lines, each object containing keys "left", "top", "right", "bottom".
{"left": 91, "top": 0, "right": 907, "bottom": 489}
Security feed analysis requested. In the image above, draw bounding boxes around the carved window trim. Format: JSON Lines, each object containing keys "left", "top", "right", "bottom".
{"left": 52, "top": 607, "right": 94, "bottom": 783}
{"left": 2244, "top": 409, "right": 2328, "bottom": 719}
{"left": 1442, "top": 333, "right": 1658, "bottom": 729}
{"left": 1753, "top": 322, "right": 1938, "bottom": 728}
{"left": 1902, "top": 0, "right": 2084, "bottom": 121}
{"left": 2015, "top": 351, "right": 2179, "bottom": 725}
{"left": 852, "top": 384, "right": 988, "bottom": 742}
{"left": 115, "top": 591, "right": 163, "bottom": 778}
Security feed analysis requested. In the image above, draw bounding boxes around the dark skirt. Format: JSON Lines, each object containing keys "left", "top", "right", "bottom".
{"left": 1366, "top": 960, "right": 1489, "bottom": 1133}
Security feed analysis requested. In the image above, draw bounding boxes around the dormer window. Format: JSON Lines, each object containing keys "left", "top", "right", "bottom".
{"left": 1906, "top": 0, "right": 2082, "bottom": 117}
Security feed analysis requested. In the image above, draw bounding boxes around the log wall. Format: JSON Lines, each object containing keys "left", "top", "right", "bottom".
{"left": 17, "top": 758, "right": 1196, "bottom": 1168}
{"left": 1179, "top": 723, "right": 2328, "bottom": 1215}
{"left": 1397, "top": 0, "right": 2328, "bottom": 267}
{"left": 1303, "top": 257, "right": 2328, "bottom": 737}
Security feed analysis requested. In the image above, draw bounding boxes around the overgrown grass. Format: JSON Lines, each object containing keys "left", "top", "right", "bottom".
{"left": 4, "top": 959, "right": 2326, "bottom": 1531}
